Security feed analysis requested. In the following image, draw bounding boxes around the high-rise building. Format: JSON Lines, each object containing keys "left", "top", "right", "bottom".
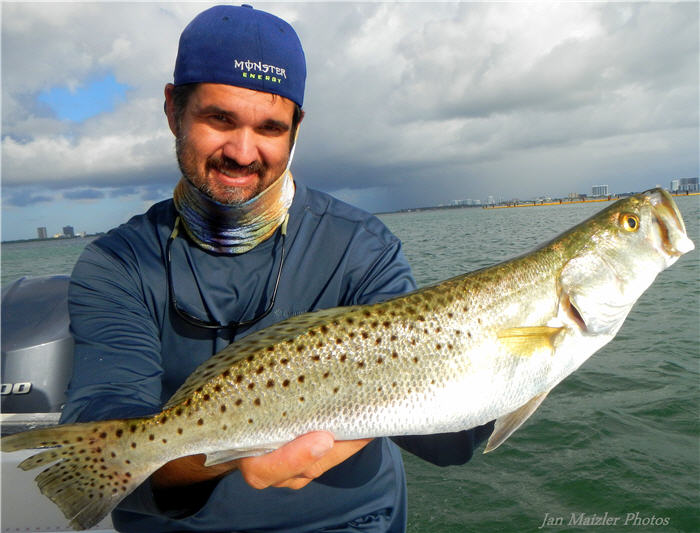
{"left": 591, "top": 185, "right": 609, "bottom": 197}
{"left": 670, "top": 177, "right": 699, "bottom": 193}
{"left": 37, "top": 227, "right": 48, "bottom": 239}
{"left": 63, "top": 225, "right": 75, "bottom": 238}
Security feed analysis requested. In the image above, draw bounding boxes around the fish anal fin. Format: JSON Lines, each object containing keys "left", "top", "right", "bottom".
{"left": 203, "top": 447, "right": 278, "bottom": 467}
{"left": 484, "top": 390, "right": 551, "bottom": 453}
{"left": 497, "top": 326, "right": 563, "bottom": 357}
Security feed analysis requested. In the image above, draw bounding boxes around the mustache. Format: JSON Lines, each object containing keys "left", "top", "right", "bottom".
{"left": 207, "top": 156, "right": 267, "bottom": 177}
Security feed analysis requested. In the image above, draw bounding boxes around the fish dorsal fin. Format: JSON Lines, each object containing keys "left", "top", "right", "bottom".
{"left": 497, "top": 326, "right": 564, "bottom": 357}
{"left": 164, "top": 305, "right": 361, "bottom": 410}
{"left": 484, "top": 389, "right": 551, "bottom": 453}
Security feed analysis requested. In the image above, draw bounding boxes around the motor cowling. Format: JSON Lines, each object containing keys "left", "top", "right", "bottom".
{"left": 1, "top": 276, "right": 74, "bottom": 413}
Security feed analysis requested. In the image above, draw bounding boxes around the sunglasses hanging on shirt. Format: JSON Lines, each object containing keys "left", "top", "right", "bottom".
{"left": 165, "top": 214, "right": 288, "bottom": 331}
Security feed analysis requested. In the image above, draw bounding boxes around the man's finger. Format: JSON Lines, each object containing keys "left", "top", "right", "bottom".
{"left": 236, "top": 431, "right": 334, "bottom": 489}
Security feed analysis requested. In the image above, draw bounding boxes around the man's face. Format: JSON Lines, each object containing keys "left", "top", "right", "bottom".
{"left": 166, "top": 83, "right": 298, "bottom": 205}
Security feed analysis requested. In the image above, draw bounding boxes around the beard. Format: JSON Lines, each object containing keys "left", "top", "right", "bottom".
{"left": 175, "top": 134, "right": 274, "bottom": 205}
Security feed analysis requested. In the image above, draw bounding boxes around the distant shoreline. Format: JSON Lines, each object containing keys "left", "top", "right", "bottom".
{"left": 1, "top": 233, "right": 105, "bottom": 245}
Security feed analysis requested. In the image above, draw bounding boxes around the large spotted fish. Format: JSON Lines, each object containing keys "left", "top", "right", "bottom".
{"left": 1, "top": 188, "right": 693, "bottom": 530}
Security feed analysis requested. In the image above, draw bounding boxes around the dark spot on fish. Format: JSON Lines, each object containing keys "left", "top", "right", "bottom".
{"left": 390, "top": 335, "right": 397, "bottom": 342}
{"left": 254, "top": 398, "right": 261, "bottom": 406}
{"left": 357, "top": 381, "right": 363, "bottom": 387}
{"left": 436, "top": 344, "right": 442, "bottom": 350}
{"left": 411, "top": 339, "right": 417, "bottom": 346}
{"left": 248, "top": 383, "right": 255, "bottom": 390}
{"left": 282, "top": 380, "right": 290, "bottom": 387}
{"left": 377, "top": 357, "right": 383, "bottom": 364}
{"left": 197, "top": 419, "right": 204, "bottom": 426}
{"left": 371, "top": 321, "right": 379, "bottom": 329}
{"left": 77, "top": 436, "right": 84, "bottom": 442}
{"left": 266, "top": 379, "right": 274, "bottom": 388}
{"left": 413, "top": 357, "right": 419, "bottom": 363}
{"left": 175, "top": 408, "right": 183, "bottom": 416}
{"left": 222, "top": 425, "right": 228, "bottom": 431}
{"left": 375, "top": 337, "right": 382, "bottom": 345}
{"left": 99, "top": 432, "right": 107, "bottom": 439}
{"left": 162, "top": 439, "right": 167, "bottom": 444}
{"left": 357, "top": 361, "right": 365, "bottom": 368}
{"left": 111, "top": 452, "right": 117, "bottom": 458}
{"left": 256, "top": 366, "right": 265, "bottom": 374}
{"left": 223, "top": 370, "right": 231, "bottom": 378}
{"left": 248, "top": 419, "right": 254, "bottom": 424}
{"left": 267, "top": 346, "right": 275, "bottom": 352}
{"left": 220, "top": 405, "right": 227, "bottom": 413}
{"left": 195, "top": 386, "right": 203, "bottom": 394}
{"left": 321, "top": 325, "right": 329, "bottom": 334}
{"left": 346, "top": 318, "right": 355, "bottom": 325}
{"left": 363, "top": 311, "right": 371, "bottom": 317}
{"left": 361, "top": 331, "right": 369, "bottom": 339}
{"left": 383, "top": 321, "right": 391, "bottom": 328}
{"left": 282, "top": 411, "right": 287, "bottom": 417}
{"left": 349, "top": 332, "right": 356, "bottom": 339}
{"left": 336, "top": 338, "right": 343, "bottom": 345}
{"left": 177, "top": 428, "right": 183, "bottom": 434}
{"left": 185, "top": 399, "right": 192, "bottom": 407}
{"left": 435, "top": 327, "right": 442, "bottom": 333}
{"left": 247, "top": 355, "right": 254, "bottom": 362}
{"left": 312, "top": 355, "right": 320, "bottom": 361}
{"left": 298, "top": 375, "right": 305, "bottom": 383}
{"left": 214, "top": 384, "right": 222, "bottom": 393}
{"left": 203, "top": 394, "right": 210, "bottom": 401}
{"left": 467, "top": 332, "right": 472, "bottom": 339}
{"left": 392, "top": 382, "right": 397, "bottom": 388}
{"left": 280, "top": 358, "right": 289, "bottom": 365}
{"left": 115, "top": 429, "right": 123, "bottom": 438}
{"left": 131, "top": 443, "right": 137, "bottom": 449}
{"left": 340, "top": 354, "right": 347, "bottom": 362}
{"left": 236, "top": 375, "right": 244, "bottom": 383}
{"left": 161, "top": 416, "right": 168, "bottom": 424}
{"left": 323, "top": 372, "right": 330, "bottom": 378}
{"left": 149, "top": 435, "right": 155, "bottom": 441}
{"left": 299, "top": 396, "right": 305, "bottom": 402}
{"left": 333, "top": 387, "right": 339, "bottom": 394}
{"left": 448, "top": 312, "right": 454, "bottom": 318}
{"left": 392, "top": 351, "right": 399, "bottom": 359}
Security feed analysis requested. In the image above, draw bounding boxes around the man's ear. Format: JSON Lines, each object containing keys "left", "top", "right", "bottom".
{"left": 164, "top": 83, "right": 178, "bottom": 135}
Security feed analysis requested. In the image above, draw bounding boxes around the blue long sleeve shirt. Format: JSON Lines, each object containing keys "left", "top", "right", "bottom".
{"left": 61, "top": 183, "right": 492, "bottom": 532}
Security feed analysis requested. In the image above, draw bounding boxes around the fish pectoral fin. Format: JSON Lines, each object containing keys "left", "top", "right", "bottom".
{"left": 497, "top": 326, "right": 564, "bottom": 356}
{"left": 483, "top": 390, "right": 551, "bottom": 453}
{"left": 203, "top": 447, "right": 278, "bottom": 466}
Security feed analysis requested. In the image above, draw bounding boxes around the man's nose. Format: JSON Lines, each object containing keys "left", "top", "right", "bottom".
{"left": 222, "top": 128, "right": 258, "bottom": 167}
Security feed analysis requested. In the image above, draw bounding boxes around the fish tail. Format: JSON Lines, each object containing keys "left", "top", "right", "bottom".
{"left": 1, "top": 418, "right": 160, "bottom": 530}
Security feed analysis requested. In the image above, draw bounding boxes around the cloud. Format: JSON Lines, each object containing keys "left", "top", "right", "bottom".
{"left": 1, "top": 1, "right": 698, "bottom": 232}
{"left": 62, "top": 189, "right": 105, "bottom": 200}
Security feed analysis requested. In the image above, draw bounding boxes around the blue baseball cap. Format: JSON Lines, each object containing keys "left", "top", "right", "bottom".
{"left": 174, "top": 4, "right": 306, "bottom": 107}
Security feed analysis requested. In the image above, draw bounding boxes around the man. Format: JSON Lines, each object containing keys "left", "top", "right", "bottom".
{"left": 61, "top": 5, "right": 492, "bottom": 532}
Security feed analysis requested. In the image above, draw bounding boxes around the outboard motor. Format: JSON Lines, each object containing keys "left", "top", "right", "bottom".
{"left": 1, "top": 275, "right": 74, "bottom": 413}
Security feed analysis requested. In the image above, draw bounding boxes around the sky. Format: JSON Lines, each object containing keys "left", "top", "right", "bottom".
{"left": 1, "top": 1, "right": 698, "bottom": 241}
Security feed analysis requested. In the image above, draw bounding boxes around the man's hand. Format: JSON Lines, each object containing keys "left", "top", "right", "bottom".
{"left": 151, "top": 432, "right": 372, "bottom": 491}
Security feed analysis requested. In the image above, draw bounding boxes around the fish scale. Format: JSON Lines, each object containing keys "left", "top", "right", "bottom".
{"left": 1, "top": 188, "right": 694, "bottom": 531}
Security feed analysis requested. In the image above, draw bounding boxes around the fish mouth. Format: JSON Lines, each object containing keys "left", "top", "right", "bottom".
{"left": 646, "top": 188, "right": 695, "bottom": 257}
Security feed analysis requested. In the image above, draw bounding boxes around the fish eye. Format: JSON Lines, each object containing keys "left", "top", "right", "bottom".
{"left": 620, "top": 213, "right": 640, "bottom": 232}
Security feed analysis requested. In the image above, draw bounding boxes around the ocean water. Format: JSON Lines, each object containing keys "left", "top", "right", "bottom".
{"left": 1, "top": 196, "right": 698, "bottom": 532}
